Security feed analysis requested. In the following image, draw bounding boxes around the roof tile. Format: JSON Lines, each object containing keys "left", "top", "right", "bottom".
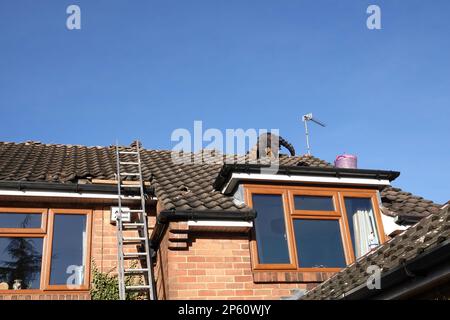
{"left": 0, "top": 141, "right": 440, "bottom": 218}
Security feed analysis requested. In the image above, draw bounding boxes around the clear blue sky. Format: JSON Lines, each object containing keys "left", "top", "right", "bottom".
{"left": 0, "top": 1, "right": 449, "bottom": 204}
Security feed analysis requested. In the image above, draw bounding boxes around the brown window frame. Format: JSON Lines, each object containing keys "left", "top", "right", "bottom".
{"left": 0, "top": 207, "right": 92, "bottom": 293}
{"left": 0, "top": 207, "right": 48, "bottom": 234}
{"left": 244, "top": 185, "right": 386, "bottom": 272}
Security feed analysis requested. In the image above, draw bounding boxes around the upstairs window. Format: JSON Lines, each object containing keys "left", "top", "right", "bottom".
{"left": 0, "top": 208, "right": 91, "bottom": 292}
{"left": 252, "top": 194, "right": 291, "bottom": 266}
{"left": 0, "top": 208, "right": 47, "bottom": 234}
{"left": 245, "top": 186, "right": 386, "bottom": 271}
{"left": 48, "top": 211, "right": 88, "bottom": 288}
{"left": 343, "top": 196, "right": 380, "bottom": 258}
{"left": 0, "top": 237, "right": 43, "bottom": 289}
{"left": 293, "top": 195, "right": 335, "bottom": 211}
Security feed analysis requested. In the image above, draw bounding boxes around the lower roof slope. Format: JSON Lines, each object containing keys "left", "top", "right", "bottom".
{"left": 0, "top": 141, "right": 441, "bottom": 218}
{"left": 301, "top": 205, "right": 450, "bottom": 300}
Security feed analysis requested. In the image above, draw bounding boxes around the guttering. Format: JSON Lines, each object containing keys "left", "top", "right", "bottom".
{"left": 0, "top": 180, "right": 155, "bottom": 199}
{"left": 150, "top": 209, "right": 256, "bottom": 248}
{"left": 214, "top": 164, "right": 400, "bottom": 194}
{"left": 339, "top": 239, "right": 450, "bottom": 300}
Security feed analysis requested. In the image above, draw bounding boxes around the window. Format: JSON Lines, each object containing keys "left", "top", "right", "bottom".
{"left": 0, "top": 213, "right": 42, "bottom": 229}
{"left": 343, "top": 197, "right": 380, "bottom": 258}
{"left": 294, "top": 195, "right": 335, "bottom": 211}
{"left": 0, "top": 237, "right": 43, "bottom": 289}
{"left": 0, "top": 208, "right": 91, "bottom": 291}
{"left": 0, "top": 208, "right": 47, "bottom": 234}
{"left": 252, "top": 194, "right": 290, "bottom": 264}
{"left": 48, "top": 214, "right": 87, "bottom": 286}
{"left": 245, "top": 186, "right": 386, "bottom": 271}
{"left": 293, "top": 219, "right": 346, "bottom": 268}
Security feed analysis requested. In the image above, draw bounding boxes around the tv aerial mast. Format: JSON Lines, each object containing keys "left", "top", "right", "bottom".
{"left": 302, "top": 113, "right": 326, "bottom": 155}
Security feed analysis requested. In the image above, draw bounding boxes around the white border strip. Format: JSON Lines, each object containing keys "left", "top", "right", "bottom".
{"left": 222, "top": 173, "right": 391, "bottom": 194}
{"left": 187, "top": 220, "right": 253, "bottom": 228}
{"left": 0, "top": 189, "right": 142, "bottom": 200}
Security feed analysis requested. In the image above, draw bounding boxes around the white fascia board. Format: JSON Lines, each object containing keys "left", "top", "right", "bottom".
{"left": 187, "top": 220, "right": 253, "bottom": 228}
{"left": 0, "top": 189, "right": 142, "bottom": 200}
{"left": 222, "top": 172, "right": 391, "bottom": 194}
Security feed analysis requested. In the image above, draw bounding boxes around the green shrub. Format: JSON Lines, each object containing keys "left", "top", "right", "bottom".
{"left": 90, "top": 260, "right": 144, "bottom": 300}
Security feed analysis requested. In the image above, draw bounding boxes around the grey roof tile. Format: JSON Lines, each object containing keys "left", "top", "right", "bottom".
{"left": 0, "top": 141, "right": 440, "bottom": 218}
{"left": 301, "top": 205, "right": 450, "bottom": 300}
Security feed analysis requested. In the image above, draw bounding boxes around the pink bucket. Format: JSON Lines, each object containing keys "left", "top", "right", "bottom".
{"left": 334, "top": 154, "right": 357, "bottom": 169}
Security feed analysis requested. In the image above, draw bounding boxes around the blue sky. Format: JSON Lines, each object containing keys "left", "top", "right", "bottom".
{"left": 0, "top": 0, "right": 449, "bottom": 204}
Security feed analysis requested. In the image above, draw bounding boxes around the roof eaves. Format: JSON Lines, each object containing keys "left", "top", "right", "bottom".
{"left": 214, "top": 164, "right": 401, "bottom": 191}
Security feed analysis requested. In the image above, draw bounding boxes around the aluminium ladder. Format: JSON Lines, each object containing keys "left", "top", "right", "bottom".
{"left": 115, "top": 141, "right": 155, "bottom": 300}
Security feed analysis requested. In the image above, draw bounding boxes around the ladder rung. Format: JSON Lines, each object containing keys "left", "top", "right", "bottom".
{"left": 119, "top": 151, "right": 139, "bottom": 155}
{"left": 120, "top": 209, "right": 144, "bottom": 213}
{"left": 121, "top": 184, "right": 141, "bottom": 188}
{"left": 120, "top": 162, "right": 139, "bottom": 165}
{"left": 126, "top": 285, "right": 151, "bottom": 291}
{"left": 124, "top": 268, "right": 149, "bottom": 274}
{"left": 123, "top": 237, "right": 147, "bottom": 242}
{"left": 122, "top": 223, "right": 145, "bottom": 229}
{"left": 120, "top": 172, "right": 140, "bottom": 176}
{"left": 123, "top": 252, "right": 147, "bottom": 259}
{"left": 119, "top": 195, "right": 140, "bottom": 199}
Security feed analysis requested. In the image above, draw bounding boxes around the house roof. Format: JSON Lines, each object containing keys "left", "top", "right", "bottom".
{"left": 0, "top": 141, "right": 441, "bottom": 218}
{"left": 300, "top": 204, "right": 450, "bottom": 300}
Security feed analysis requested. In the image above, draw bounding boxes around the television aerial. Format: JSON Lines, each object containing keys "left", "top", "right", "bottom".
{"left": 302, "top": 113, "right": 326, "bottom": 156}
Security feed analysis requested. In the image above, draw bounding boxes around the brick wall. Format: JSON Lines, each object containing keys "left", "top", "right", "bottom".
{"left": 159, "top": 224, "right": 322, "bottom": 300}
{"left": 91, "top": 207, "right": 156, "bottom": 273}
{"left": 0, "top": 292, "right": 91, "bottom": 300}
{"left": 0, "top": 202, "right": 324, "bottom": 300}
{"left": 91, "top": 208, "right": 119, "bottom": 273}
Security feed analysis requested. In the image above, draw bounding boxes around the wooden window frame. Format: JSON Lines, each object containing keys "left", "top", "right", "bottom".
{"left": 244, "top": 184, "right": 386, "bottom": 272}
{"left": 43, "top": 209, "right": 92, "bottom": 291}
{"left": 246, "top": 188, "right": 297, "bottom": 271}
{"left": 0, "top": 233, "right": 46, "bottom": 291}
{"left": 338, "top": 190, "right": 387, "bottom": 262}
{"left": 0, "top": 207, "right": 48, "bottom": 234}
{"left": 0, "top": 207, "right": 92, "bottom": 293}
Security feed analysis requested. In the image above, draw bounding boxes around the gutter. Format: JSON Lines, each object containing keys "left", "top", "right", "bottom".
{"left": 214, "top": 164, "right": 400, "bottom": 193}
{"left": 340, "top": 239, "right": 450, "bottom": 300}
{"left": 150, "top": 209, "right": 256, "bottom": 248}
{"left": 0, "top": 180, "right": 154, "bottom": 196}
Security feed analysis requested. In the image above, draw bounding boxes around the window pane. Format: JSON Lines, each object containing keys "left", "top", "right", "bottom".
{"left": 50, "top": 214, "right": 87, "bottom": 286}
{"left": 252, "top": 194, "right": 290, "bottom": 264}
{"left": 0, "top": 237, "right": 43, "bottom": 289}
{"left": 0, "top": 213, "right": 41, "bottom": 229}
{"left": 294, "top": 195, "right": 334, "bottom": 211}
{"left": 293, "top": 219, "right": 346, "bottom": 268}
{"left": 344, "top": 198, "right": 380, "bottom": 258}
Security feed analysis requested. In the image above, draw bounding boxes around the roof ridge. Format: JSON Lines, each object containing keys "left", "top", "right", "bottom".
{"left": 0, "top": 140, "right": 328, "bottom": 162}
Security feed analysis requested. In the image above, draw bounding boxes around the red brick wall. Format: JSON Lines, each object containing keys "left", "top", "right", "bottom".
{"left": 154, "top": 225, "right": 170, "bottom": 299}
{"left": 0, "top": 292, "right": 91, "bottom": 300}
{"left": 91, "top": 208, "right": 119, "bottom": 273}
{"left": 160, "top": 226, "right": 317, "bottom": 300}
{"left": 91, "top": 207, "right": 156, "bottom": 273}
{"left": 0, "top": 202, "right": 323, "bottom": 300}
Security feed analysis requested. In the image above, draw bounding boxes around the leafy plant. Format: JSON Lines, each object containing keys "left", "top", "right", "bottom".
{"left": 90, "top": 260, "right": 144, "bottom": 300}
